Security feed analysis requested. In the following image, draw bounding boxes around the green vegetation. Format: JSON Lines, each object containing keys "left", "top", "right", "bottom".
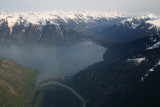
{"left": 0, "top": 56, "right": 83, "bottom": 107}
{"left": 0, "top": 57, "right": 41, "bottom": 107}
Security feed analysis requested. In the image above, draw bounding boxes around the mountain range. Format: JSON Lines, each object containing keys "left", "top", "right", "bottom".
{"left": 0, "top": 11, "right": 160, "bottom": 44}
{"left": 0, "top": 11, "right": 160, "bottom": 107}
{"left": 0, "top": 11, "right": 126, "bottom": 44}
{"left": 101, "top": 14, "right": 160, "bottom": 41}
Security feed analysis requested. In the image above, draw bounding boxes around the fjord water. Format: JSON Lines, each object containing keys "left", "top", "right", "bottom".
{"left": 0, "top": 42, "right": 106, "bottom": 83}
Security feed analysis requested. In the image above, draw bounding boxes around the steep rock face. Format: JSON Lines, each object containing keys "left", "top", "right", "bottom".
{"left": 0, "top": 21, "right": 10, "bottom": 42}
{"left": 0, "top": 22, "right": 83, "bottom": 44}
{"left": 10, "top": 24, "right": 41, "bottom": 43}
{"left": 37, "top": 25, "right": 84, "bottom": 44}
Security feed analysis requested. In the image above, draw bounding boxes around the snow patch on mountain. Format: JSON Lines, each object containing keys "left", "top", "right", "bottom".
{"left": 147, "top": 41, "right": 160, "bottom": 50}
{"left": 121, "top": 18, "right": 133, "bottom": 24}
{"left": 139, "top": 13, "right": 158, "bottom": 19}
{"left": 131, "top": 23, "right": 141, "bottom": 29}
{"left": 6, "top": 15, "right": 20, "bottom": 34}
{"left": 127, "top": 57, "right": 145, "bottom": 65}
{"left": 144, "top": 13, "right": 160, "bottom": 30}
{"left": 147, "top": 19, "right": 160, "bottom": 28}
{"left": 146, "top": 14, "right": 157, "bottom": 19}
{"left": 120, "top": 17, "right": 148, "bottom": 29}
{"left": 141, "top": 60, "right": 160, "bottom": 82}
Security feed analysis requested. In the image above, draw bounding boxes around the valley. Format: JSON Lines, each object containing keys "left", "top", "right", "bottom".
{"left": 0, "top": 10, "right": 160, "bottom": 107}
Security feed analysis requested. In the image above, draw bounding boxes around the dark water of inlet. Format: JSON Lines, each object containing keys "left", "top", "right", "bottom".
{"left": 0, "top": 41, "right": 106, "bottom": 83}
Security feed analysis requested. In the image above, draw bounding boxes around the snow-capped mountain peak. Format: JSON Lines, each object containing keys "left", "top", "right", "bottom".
{"left": 146, "top": 13, "right": 157, "bottom": 19}
{"left": 118, "top": 13, "right": 160, "bottom": 30}
{"left": 146, "top": 18, "right": 160, "bottom": 28}
{"left": 0, "top": 11, "right": 126, "bottom": 34}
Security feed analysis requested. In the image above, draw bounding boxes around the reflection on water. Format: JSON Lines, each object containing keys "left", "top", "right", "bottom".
{"left": 0, "top": 42, "right": 106, "bottom": 83}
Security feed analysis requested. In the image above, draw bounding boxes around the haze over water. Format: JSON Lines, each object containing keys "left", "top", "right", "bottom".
{"left": 0, "top": 42, "right": 106, "bottom": 82}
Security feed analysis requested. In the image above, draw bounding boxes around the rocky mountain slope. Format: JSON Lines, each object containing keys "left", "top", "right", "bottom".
{"left": 0, "top": 21, "right": 84, "bottom": 44}
{"left": 67, "top": 18, "right": 160, "bottom": 107}
{"left": 72, "top": 45, "right": 160, "bottom": 107}
{"left": 0, "top": 11, "right": 126, "bottom": 44}
{"left": 101, "top": 14, "right": 160, "bottom": 41}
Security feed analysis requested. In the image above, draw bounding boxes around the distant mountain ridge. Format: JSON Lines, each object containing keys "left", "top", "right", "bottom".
{"left": 0, "top": 11, "right": 127, "bottom": 44}
{"left": 0, "top": 11, "right": 160, "bottom": 44}
{"left": 101, "top": 13, "right": 160, "bottom": 41}
{"left": 0, "top": 11, "right": 126, "bottom": 33}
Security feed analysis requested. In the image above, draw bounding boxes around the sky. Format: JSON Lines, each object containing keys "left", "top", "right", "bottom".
{"left": 0, "top": 0, "right": 160, "bottom": 14}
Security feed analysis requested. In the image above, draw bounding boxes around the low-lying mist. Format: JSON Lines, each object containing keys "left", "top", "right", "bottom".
{"left": 0, "top": 42, "right": 106, "bottom": 83}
